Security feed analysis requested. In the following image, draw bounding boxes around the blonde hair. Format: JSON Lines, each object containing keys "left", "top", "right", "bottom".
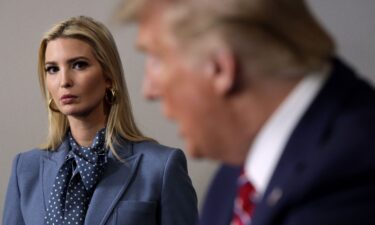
{"left": 38, "top": 16, "right": 152, "bottom": 151}
{"left": 118, "top": 0, "right": 335, "bottom": 77}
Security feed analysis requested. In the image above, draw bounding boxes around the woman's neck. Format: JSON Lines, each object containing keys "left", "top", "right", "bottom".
{"left": 68, "top": 116, "right": 107, "bottom": 147}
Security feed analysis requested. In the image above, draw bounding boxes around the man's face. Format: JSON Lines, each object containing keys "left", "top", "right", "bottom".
{"left": 136, "top": 9, "right": 231, "bottom": 159}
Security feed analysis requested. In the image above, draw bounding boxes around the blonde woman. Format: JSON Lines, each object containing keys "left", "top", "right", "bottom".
{"left": 3, "top": 16, "right": 197, "bottom": 225}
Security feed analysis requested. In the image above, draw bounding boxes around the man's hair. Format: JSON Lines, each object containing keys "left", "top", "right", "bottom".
{"left": 118, "top": 0, "right": 335, "bottom": 77}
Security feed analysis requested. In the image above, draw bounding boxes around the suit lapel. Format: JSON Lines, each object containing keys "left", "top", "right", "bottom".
{"left": 85, "top": 141, "right": 142, "bottom": 225}
{"left": 216, "top": 166, "right": 242, "bottom": 225}
{"left": 41, "top": 140, "right": 70, "bottom": 210}
{"left": 198, "top": 165, "right": 241, "bottom": 225}
{"left": 252, "top": 58, "right": 358, "bottom": 225}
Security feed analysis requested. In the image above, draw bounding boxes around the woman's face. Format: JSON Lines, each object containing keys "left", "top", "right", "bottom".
{"left": 45, "top": 38, "right": 110, "bottom": 119}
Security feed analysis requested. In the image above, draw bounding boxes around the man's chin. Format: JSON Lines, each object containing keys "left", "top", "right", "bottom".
{"left": 184, "top": 142, "right": 203, "bottom": 159}
{"left": 186, "top": 145, "right": 214, "bottom": 161}
{"left": 189, "top": 152, "right": 204, "bottom": 159}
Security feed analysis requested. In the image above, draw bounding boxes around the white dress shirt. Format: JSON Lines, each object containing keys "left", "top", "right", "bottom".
{"left": 244, "top": 66, "right": 330, "bottom": 198}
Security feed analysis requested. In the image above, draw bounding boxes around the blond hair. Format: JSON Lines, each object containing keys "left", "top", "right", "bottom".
{"left": 118, "top": 0, "right": 335, "bottom": 77}
{"left": 38, "top": 16, "right": 152, "bottom": 151}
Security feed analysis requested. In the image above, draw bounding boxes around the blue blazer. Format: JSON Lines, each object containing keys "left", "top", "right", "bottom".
{"left": 3, "top": 139, "right": 198, "bottom": 225}
{"left": 198, "top": 58, "right": 375, "bottom": 225}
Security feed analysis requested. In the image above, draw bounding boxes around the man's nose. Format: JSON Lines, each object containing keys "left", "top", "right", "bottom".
{"left": 142, "top": 73, "right": 160, "bottom": 100}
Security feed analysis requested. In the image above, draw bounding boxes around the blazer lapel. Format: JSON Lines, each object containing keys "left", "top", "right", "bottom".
{"left": 41, "top": 140, "right": 70, "bottom": 211}
{"left": 85, "top": 141, "right": 142, "bottom": 225}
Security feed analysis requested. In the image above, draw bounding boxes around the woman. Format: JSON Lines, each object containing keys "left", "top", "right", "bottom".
{"left": 3, "top": 16, "right": 197, "bottom": 225}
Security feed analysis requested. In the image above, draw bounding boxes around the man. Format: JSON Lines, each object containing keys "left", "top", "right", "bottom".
{"left": 118, "top": 0, "right": 375, "bottom": 224}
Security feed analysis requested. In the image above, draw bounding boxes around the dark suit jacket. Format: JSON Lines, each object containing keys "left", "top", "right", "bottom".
{"left": 3, "top": 140, "right": 198, "bottom": 225}
{"left": 198, "top": 58, "right": 375, "bottom": 225}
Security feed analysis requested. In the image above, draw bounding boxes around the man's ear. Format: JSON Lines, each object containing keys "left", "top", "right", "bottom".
{"left": 204, "top": 48, "right": 237, "bottom": 95}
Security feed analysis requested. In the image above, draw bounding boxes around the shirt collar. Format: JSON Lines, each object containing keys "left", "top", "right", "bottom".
{"left": 244, "top": 66, "right": 330, "bottom": 197}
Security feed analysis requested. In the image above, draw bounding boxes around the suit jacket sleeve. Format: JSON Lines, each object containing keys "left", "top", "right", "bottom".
{"left": 160, "top": 149, "right": 198, "bottom": 225}
{"left": 2, "top": 153, "right": 26, "bottom": 225}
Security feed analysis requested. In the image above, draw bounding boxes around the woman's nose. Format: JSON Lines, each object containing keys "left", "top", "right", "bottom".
{"left": 60, "top": 69, "right": 73, "bottom": 88}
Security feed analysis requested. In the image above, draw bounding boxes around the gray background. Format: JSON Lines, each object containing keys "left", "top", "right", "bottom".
{"left": 0, "top": 0, "right": 374, "bottom": 220}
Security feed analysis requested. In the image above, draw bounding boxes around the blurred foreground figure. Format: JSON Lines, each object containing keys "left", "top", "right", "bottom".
{"left": 119, "top": 0, "right": 375, "bottom": 224}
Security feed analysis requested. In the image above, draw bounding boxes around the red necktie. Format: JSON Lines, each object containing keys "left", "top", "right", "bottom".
{"left": 231, "top": 172, "right": 256, "bottom": 225}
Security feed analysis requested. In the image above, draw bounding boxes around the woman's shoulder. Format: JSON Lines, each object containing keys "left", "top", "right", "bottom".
{"left": 17, "top": 148, "right": 48, "bottom": 160}
{"left": 129, "top": 141, "right": 190, "bottom": 183}
{"left": 133, "top": 140, "right": 177, "bottom": 152}
{"left": 10, "top": 148, "right": 49, "bottom": 173}
{"left": 133, "top": 140, "right": 181, "bottom": 156}
{"left": 131, "top": 140, "right": 187, "bottom": 164}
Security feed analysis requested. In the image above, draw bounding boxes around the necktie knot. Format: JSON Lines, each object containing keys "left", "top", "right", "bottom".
{"left": 67, "top": 129, "right": 108, "bottom": 192}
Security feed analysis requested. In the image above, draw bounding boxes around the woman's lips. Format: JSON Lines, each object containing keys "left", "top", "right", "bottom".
{"left": 60, "top": 95, "right": 77, "bottom": 104}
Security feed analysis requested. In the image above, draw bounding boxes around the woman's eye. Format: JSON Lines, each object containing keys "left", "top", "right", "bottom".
{"left": 45, "top": 66, "right": 59, "bottom": 74}
{"left": 73, "top": 61, "right": 89, "bottom": 70}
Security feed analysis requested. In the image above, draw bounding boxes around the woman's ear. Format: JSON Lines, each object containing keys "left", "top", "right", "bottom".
{"left": 204, "top": 48, "right": 237, "bottom": 96}
{"left": 105, "top": 77, "right": 112, "bottom": 89}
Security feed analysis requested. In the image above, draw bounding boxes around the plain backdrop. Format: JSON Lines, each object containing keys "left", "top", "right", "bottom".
{"left": 0, "top": 0, "right": 374, "bottom": 220}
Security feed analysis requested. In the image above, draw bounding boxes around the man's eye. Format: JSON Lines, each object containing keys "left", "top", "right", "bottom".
{"left": 45, "top": 66, "right": 59, "bottom": 74}
{"left": 72, "top": 61, "right": 89, "bottom": 70}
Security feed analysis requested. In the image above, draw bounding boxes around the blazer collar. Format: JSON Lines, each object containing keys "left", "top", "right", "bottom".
{"left": 47, "top": 138, "right": 70, "bottom": 164}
